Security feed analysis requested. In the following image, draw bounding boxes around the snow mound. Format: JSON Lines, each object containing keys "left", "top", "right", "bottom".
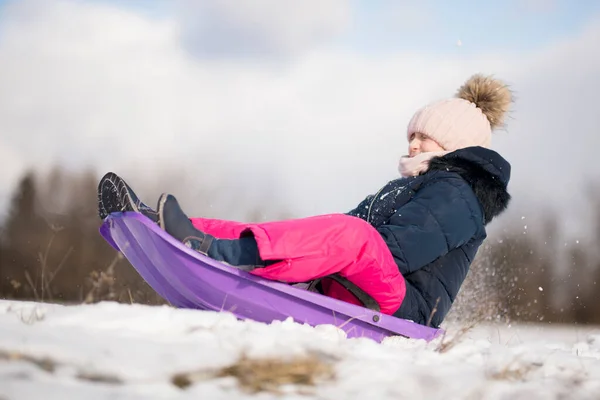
{"left": 1, "top": 300, "right": 600, "bottom": 399}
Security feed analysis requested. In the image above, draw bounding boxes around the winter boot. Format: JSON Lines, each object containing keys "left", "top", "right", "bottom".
{"left": 157, "top": 193, "right": 215, "bottom": 255}
{"left": 97, "top": 172, "right": 159, "bottom": 224}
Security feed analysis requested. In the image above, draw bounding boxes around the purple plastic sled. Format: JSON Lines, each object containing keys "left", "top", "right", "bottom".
{"left": 99, "top": 212, "right": 443, "bottom": 342}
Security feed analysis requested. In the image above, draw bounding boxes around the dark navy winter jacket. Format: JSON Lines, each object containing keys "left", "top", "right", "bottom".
{"left": 347, "top": 146, "right": 511, "bottom": 327}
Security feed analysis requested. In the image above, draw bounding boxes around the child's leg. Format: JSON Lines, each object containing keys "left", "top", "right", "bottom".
{"left": 205, "top": 236, "right": 276, "bottom": 270}
{"left": 159, "top": 195, "right": 405, "bottom": 315}
{"left": 189, "top": 217, "right": 255, "bottom": 239}
{"left": 244, "top": 214, "right": 406, "bottom": 315}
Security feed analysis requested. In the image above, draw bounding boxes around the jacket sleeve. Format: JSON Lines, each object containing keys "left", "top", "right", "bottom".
{"left": 377, "top": 179, "right": 479, "bottom": 275}
{"left": 346, "top": 194, "right": 374, "bottom": 222}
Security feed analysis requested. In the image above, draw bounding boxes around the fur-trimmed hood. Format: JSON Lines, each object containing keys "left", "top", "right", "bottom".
{"left": 428, "top": 146, "right": 511, "bottom": 224}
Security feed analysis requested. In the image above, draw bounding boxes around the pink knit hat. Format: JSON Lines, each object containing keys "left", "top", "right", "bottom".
{"left": 407, "top": 74, "right": 513, "bottom": 151}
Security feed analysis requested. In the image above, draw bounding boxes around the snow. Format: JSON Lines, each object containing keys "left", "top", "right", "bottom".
{"left": 1, "top": 300, "right": 600, "bottom": 399}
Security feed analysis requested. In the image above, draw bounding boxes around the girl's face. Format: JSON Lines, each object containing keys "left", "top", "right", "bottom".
{"left": 408, "top": 132, "right": 445, "bottom": 157}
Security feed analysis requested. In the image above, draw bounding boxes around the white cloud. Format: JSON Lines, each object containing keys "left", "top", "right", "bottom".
{"left": 488, "top": 18, "right": 600, "bottom": 236}
{"left": 173, "top": 0, "right": 352, "bottom": 59}
{"left": 0, "top": 1, "right": 598, "bottom": 234}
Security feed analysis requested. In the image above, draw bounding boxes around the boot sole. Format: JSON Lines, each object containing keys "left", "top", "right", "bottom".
{"left": 157, "top": 193, "right": 169, "bottom": 231}
{"left": 98, "top": 172, "right": 141, "bottom": 219}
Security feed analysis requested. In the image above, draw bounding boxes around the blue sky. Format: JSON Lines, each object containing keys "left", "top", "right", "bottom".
{"left": 1, "top": 0, "right": 597, "bottom": 56}
{"left": 347, "top": 0, "right": 600, "bottom": 54}
{"left": 1, "top": 0, "right": 598, "bottom": 56}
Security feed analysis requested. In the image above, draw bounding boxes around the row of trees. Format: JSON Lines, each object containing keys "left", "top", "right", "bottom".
{"left": 1, "top": 167, "right": 598, "bottom": 325}
{"left": 0, "top": 168, "right": 166, "bottom": 305}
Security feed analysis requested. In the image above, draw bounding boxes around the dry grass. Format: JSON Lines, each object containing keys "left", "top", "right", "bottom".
{"left": 0, "top": 350, "right": 57, "bottom": 373}
{"left": 172, "top": 352, "right": 336, "bottom": 394}
{"left": 0, "top": 349, "right": 123, "bottom": 385}
{"left": 2, "top": 229, "right": 168, "bottom": 307}
{"left": 435, "top": 314, "right": 484, "bottom": 353}
{"left": 76, "top": 371, "right": 123, "bottom": 384}
{"left": 83, "top": 253, "right": 120, "bottom": 304}
{"left": 486, "top": 357, "right": 543, "bottom": 382}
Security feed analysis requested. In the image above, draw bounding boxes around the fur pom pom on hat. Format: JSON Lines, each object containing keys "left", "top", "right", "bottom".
{"left": 407, "top": 74, "right": 513, "bottom": 151}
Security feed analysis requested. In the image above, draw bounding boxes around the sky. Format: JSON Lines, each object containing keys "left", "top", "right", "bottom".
{"left": 0, "top": 0, "right": 599, "bottom": 240}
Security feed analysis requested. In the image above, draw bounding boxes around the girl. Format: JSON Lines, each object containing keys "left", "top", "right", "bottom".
{"left": 98, "top": 74, "right": 513, "bottom": 328}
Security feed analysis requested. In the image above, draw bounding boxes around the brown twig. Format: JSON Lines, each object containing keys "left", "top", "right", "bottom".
{"left": 426, "top": 297, "right": 441, "bottom": 327}
{"left": 23, "top": 270, "right": 39, "bottom": 302}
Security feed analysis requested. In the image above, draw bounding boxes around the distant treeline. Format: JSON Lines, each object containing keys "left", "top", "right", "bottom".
{"left": 1, "top": 167, "right": 599, "bottom": 325}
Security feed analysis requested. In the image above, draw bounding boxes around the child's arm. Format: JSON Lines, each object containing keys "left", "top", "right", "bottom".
{"left": 377, "top": 179, "right": 480, "bottom": 275}
{"left": 346, "top": 193, "right": 375, "bottom": 222}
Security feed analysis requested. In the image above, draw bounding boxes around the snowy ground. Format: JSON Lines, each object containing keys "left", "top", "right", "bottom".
{"left": 1, "top": 300, "right": 600, "bottom": 400}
